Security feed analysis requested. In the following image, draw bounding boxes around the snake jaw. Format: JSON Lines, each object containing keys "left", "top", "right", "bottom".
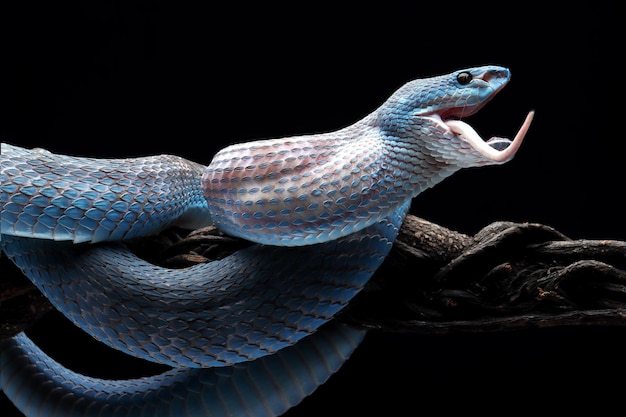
{"left": 445, "top": 110, "right": 534, "bottom": 163}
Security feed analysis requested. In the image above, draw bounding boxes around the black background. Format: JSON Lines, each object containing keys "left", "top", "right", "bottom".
{"left": 2, "top": 2, "right": 625, "bottom": 416}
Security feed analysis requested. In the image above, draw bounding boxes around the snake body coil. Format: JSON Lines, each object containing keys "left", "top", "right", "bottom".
{"left": 1, "top": 66, "right": 532, "bottom": 417}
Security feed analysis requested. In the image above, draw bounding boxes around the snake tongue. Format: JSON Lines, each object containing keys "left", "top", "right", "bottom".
{"left": 446, "top": 111, "right": 534, "bottom": 163}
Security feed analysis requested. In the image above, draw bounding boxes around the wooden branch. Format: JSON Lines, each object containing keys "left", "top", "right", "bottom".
{"left": 339, "top": 217, "right": 626, "bottom": 332}
{"left": 2, "top": 214, "right": 625, "bottom": 344}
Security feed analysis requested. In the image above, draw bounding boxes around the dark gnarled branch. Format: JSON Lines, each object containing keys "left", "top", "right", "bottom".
{"left": 340, "top": 217, "right": 626, "bottom": 332}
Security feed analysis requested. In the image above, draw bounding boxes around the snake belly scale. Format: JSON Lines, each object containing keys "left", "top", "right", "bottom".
{"left": 1, "top": 66, "right": 533, "bottom": 417}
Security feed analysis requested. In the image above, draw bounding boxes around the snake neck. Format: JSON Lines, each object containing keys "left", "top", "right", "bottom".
{"left": 202, "top": 113, "right": 464, "bottom": 247}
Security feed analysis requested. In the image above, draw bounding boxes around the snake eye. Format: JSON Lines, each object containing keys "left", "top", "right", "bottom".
{"left": 457, "top": 72, "right": 473, "bottom": 85}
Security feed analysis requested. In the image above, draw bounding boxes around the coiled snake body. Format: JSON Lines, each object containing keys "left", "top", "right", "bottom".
{"left": 1, "top": 66, "right": 533, "bottom": 416}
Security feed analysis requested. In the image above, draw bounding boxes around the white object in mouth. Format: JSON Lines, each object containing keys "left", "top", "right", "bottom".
{"left": 446, "top": 111, "right": 535, "bottom": 163}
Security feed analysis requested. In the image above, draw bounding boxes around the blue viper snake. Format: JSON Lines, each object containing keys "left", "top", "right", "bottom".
{"left": 1, "top": 66, "right": 533, "bottom": 416}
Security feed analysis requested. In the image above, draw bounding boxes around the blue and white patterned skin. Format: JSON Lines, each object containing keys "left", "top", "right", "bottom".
{"left": 202, "top": 67, "right": 525, "bottom": 246}
{"left": 0, "top": 145, "right": 210, "bottom": 243}
{"left": 2, "top": 323, "right": 365, "bottom": 417}
{"left": 1, "top": 204, "right": 406, "bottom": 368}
{"left": 0, "top": 66, "right": 533, "bottom": 417}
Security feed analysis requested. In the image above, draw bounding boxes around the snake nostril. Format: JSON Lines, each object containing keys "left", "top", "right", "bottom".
{"left": 483, "top": 69, "right": 509, "bottom": 83}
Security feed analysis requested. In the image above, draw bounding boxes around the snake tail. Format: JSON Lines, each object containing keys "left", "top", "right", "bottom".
{"left": 1, "top": 323, "right": 365, "bottom": 417}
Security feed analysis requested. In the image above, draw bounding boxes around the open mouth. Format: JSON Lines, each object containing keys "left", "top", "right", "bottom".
{"left": 424, "top": 109, "right": 535, "bottom": 163}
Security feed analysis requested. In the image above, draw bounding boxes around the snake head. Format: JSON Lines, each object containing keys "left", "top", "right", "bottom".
{"left": 380, "top": 65, "right": 533, "bottom": 166}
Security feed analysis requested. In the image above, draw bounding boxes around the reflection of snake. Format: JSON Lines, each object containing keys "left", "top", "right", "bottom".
{"left": 1, "top": 66, "right": 533, "bottom": 416}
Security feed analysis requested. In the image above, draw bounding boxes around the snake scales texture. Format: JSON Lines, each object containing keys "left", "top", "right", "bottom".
{"left": 1, "top": 66, "right": 533, "bottom": 417}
